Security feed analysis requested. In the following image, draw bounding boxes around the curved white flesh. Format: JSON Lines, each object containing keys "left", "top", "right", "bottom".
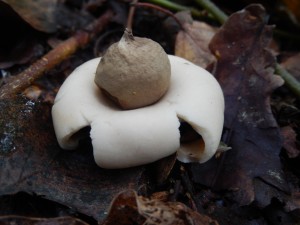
{"left": 52, "top": 56, "right": 224, "bottom": 168}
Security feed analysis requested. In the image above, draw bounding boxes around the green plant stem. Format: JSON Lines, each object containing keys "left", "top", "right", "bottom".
{"left": 194, "top": 0, "right": 228, "bottom": 24}
{"left": 127, "top": 0, "right": 138, "bottom": 31}
{"left": 145, "top": 0, "right": 204, "bottom": 18}
{"left": 275, "top": 64, "right": 300, "bottom": 99}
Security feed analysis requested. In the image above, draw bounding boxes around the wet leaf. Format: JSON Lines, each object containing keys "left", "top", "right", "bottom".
{"left": 189, "top": 4, "right": 287, "bottom": 206}
{"left": 0, "top": 96, "right": 145, "bottom": 222}
{"left": 101, "top": 190, "right": 219, "bottom": 225}
{"left": 0, "top": 216, "right": 88, "bottom": 225}
{"left": 175, "top": 12, "right": 217, "bottom": 68}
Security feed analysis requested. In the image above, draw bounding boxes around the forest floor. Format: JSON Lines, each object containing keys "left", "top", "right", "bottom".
{"left": 0, "top": 0, "right": 300, "bottom": 225}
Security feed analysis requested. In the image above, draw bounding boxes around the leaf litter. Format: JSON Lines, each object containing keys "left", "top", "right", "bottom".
{"left": 0, "top": 1, "right": 300, "bottom": 225}
{"left": 188, "top": 4, "right": 289, "bottom": 206}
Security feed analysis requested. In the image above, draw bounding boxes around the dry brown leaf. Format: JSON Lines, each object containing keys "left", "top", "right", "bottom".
{"left": 175, "top": 12, "right": 217, "bottom": 68}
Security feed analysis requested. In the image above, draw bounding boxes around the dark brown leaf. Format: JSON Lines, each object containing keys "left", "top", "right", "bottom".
{"left": 0, "top": 216, "right": 88, "bottom": 225}
{"left": 189, "top": 4, "right": 287, "bottom": 206}
{"left": 101, "top": 190, "right": 219, "bottom": 225}
{"left": 0, "top": 96, "right": 145, "bottom": 222}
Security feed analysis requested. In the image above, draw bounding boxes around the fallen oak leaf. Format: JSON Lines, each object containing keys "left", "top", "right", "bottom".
{"left": 189, "top": 4, "right": 287, "bottom": 206}
{"left": 175, "top": 11, "right": 217, "bottom": 68}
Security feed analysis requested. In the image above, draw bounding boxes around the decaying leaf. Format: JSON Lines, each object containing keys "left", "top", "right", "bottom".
{"left": 0, "top": 216, "right": 88, "bottom": 225}
{"left": 189, "top": 4, "right": 288, "bottom": 206}
{"left": 102, "top": 190, "right": 219, "bottom": 225}
{"left": 281, "top": 126, "right": 300, "bottom": 158}
{"left": 0, "top": 96, "right": 145, "bottom": 222}
{"left": 175, "top": 11, "right": 217, "bottom": 68}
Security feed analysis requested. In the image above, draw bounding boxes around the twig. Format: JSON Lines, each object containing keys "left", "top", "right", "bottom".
{"left": 0, "top": 10, "right": 113, "bottom": 100}
{"left": 127, "top": 0, "right": 139, "bottom": 32}
{"left": 136, "top": 2, "right": 184, "bottom": 29}
{"left": 145, "top": 0, "right": 205, "bottom": 18}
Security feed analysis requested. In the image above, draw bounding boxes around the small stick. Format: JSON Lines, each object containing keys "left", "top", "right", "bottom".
{"left": 136, "top": 2, "right": 184, "bottom": 29}
{"left": 0, "top": 10, "right": 113, "bottom": 100}
{"left": 126, "top": 0, "right": 139, "bottom": 33}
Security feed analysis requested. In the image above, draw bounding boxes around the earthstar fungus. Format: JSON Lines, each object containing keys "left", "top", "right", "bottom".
{"left": 95, "top": 30, "right": 171, "bottom": 110}
{"left": 52, "top": 34, "right": 224, "bottom": 169}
